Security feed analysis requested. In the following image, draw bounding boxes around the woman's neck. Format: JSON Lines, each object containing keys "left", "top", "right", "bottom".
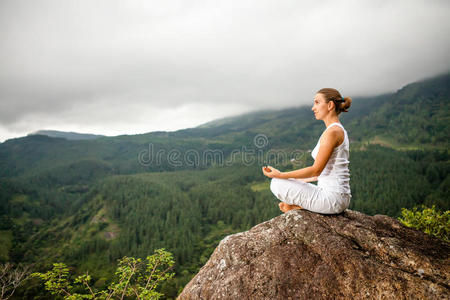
{"left": 323, "top": 115, "right": 340, "bottom": 128}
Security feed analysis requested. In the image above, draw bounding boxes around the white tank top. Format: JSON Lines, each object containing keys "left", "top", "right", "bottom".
{"left": 311, "top": 122, "right": 351, "bottom": 194}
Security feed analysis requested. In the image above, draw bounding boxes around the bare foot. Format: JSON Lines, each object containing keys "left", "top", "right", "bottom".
{"left": 278, "top": 202, "right": 288, "bottom": 213}
{"left": 278, "top": 202, "right": 303, "bottom": 213}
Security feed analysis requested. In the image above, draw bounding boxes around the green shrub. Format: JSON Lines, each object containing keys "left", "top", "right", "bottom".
{"left": 31, "top": 248, "right": 175, "bottom": 300}
{"left": 398, "top": 205, "right": 449, "bottom": 243}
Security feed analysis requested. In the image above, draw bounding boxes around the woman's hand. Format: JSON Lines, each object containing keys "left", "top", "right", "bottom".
{"left": 262, "top": 165, "right": 282, "bottom": 178}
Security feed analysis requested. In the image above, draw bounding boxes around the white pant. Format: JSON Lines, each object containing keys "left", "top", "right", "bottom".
{"left": 270, "top": 178, "right": 351, "bottom": 214}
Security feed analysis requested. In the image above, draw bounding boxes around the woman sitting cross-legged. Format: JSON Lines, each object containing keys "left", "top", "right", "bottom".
{"left": 262, "top": 88, "right": 352, "bottom": 214}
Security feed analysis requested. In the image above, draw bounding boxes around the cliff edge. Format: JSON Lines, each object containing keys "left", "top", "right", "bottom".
{"left": 178, "top": 209, "right": 449, "bottom": 299}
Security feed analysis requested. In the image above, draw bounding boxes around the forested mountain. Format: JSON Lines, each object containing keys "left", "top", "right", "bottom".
{"left": 0, "top": 73, "right": 448, "bottom": 299}
{"left": 28, "top": 130, "right": 106, "bottom": 140}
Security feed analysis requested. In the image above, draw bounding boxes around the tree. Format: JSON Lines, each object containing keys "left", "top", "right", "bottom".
{"left": 32, "top": 248, "right": 175, "bottom": 300}
{"left": 0, "top": 263, "right": 30, "bottom": 300}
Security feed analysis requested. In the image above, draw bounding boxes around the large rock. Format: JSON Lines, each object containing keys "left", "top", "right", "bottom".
{"left": 178, "top": 209, "right": 449, "bottom": 299}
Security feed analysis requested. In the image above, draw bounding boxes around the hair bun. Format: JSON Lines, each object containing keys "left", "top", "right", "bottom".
{"left": 341, "top": 97, "right": 352, "bottom": 113}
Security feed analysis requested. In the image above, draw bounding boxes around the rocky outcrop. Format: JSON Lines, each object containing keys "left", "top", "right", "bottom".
{"left": 178, "top": 209, "right": 449, "bottom": 299}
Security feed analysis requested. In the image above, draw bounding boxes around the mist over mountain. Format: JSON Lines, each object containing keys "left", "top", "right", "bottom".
{"left": 28, "top": 130, "right": 105, "bottom": 141}
{"left": 0, "top": 73, "right": 448, "bottom": 299}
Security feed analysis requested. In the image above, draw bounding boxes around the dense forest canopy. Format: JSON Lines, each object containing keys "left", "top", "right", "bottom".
{"left": 0, "top": 73, "right": 448, "bottom": 299}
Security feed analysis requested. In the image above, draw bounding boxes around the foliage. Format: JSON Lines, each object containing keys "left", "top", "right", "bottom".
{"left": 347, "top": 73, "right": 450, "bottom": 146}
{"left": 398, "top": 205, "right": 449, "bottom": 243}
{"left": 0, "top": 263, "right": 30, "bottom": 300}
{"left": 347, "top": 146, "right": 449, "bottom": 217}
{"left": 31, "top": 248, "right": 175, "bottom": 300}
{"left": 1, "top": 73, "right": 449, "bottom": 299}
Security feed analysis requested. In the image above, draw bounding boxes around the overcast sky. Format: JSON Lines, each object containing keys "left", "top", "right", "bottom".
{"left": 0, "top": 0, "right": 449, "bottom": 142}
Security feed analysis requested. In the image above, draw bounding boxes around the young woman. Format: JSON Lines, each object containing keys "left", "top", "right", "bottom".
{"left": 262, "top": 88, "right": 352, "bottom": 214}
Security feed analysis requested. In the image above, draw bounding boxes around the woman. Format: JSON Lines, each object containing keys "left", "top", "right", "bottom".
{"left": 262, "top": 88, "right": 352, "bottom": 214}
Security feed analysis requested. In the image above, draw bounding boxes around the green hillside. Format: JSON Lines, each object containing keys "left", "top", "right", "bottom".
{"left": 28, "top": 130, "right": 105, "bottom": 140}
{"left": 0, "top": 73, "right": 448, "bottom": 299}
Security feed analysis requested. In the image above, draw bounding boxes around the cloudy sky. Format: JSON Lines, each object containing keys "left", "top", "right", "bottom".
{"left": 0, "top": 0, "right": 449, "bottom": 142}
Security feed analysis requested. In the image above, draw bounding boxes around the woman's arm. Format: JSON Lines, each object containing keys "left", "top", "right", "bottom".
{"left": 278, "top": 166, "right": 317, "bottom": 179}
{"left": 301, "top": 176, "right": 318, "bottom": 182}
{"left": 262, "top": 129, "right": 340, "bottom": 179}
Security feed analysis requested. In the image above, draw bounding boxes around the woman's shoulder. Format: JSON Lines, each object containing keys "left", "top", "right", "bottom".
{"left": 322, "top": 126, "right": 345, "bottom": 146}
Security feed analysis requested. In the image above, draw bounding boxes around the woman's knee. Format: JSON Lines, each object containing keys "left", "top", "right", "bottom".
{"left": 270, "top": 178, "right": 282, "bottom": 195}
{"left": 270, "top": 178, "right": 290, "bottom": 203}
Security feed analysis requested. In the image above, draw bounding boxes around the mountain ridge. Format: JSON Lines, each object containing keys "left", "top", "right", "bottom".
{"left": 1, "top": 72, "right": 449, "bottom": 299}
{"left": 3, "top": 72, "right": 447, "bottom": 145}
{"left": 28, "top": 130, "right": 106, "bottom": 140}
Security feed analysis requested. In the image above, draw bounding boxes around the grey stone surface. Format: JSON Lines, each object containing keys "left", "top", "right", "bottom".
{"left": 178, "top": 209, "right": 449, "bottom": 300}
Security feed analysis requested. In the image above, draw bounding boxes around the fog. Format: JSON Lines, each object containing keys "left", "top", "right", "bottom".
{"left": 1, "top": 0, "right": 449, "bottom": 142}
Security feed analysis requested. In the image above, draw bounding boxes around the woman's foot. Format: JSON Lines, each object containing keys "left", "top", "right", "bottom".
{"left": 278, "top": 202, "right": 303, "bottom": 213}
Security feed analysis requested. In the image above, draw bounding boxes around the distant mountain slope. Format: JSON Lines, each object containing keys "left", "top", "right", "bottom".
{"left": 0, "top": 73, "right": 448, "bottom": 179}
{"left": 188, "top": 73, "right": 449, "bottom": 150}
{"left": 28, "top": 130, "right": 105, "bottom": 140}
{"left": 3, "top": 73, "right": 449, "bottom": 299}
{"left": 346, "top": 72, "right": 449, "bottom": 148}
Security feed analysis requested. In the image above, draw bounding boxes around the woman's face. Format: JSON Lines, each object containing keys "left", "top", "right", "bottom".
{"left": 311, "top": 93, "right": 328, "bottom": 120}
